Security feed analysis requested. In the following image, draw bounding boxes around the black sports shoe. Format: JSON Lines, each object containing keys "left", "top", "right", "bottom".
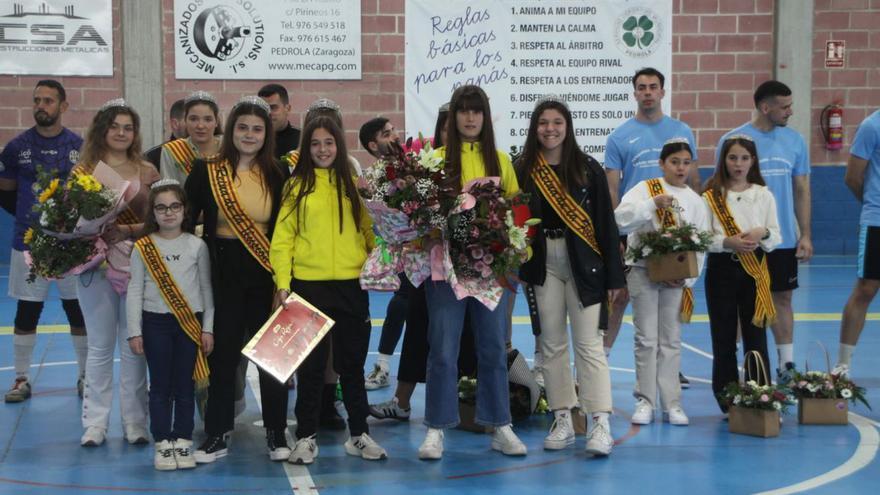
{"left": 267, "top": 429, "right": 291, "bottom": 461}
{"left": 194, "top": 434, "right": 228, "bottom": 463}
{"left": 679, "top": 372, "right": 691, "bottom": 389}
{"left": 319, "top": 384, "right": 346, "bottom": 430}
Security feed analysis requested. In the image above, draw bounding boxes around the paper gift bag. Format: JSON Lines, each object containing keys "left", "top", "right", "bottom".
{"left": 729, "top": 405, "right": 781, "bottom": 437}
{"left": 798, "top": 398, "right": 848, "bottom": 425}
{"left": 646, "top": 251, "right": 698, "bottom": 283}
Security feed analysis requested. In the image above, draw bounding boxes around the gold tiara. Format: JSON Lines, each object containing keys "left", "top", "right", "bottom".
{"left": 184, "top": 90, "right": 216, "bottom": 105}
{"left": 233, "top": 95, "right": 270, "bottom": 114}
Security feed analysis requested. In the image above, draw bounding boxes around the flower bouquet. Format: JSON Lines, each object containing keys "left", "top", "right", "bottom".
{"left": 436, "top": 177, "right": 537, "bottom": 309}
{"left": 359, "top": 139, "right": 454, "bottom": 291}
{"left": 627, "top": 222, "right": 713, "bottom": 282}
{"left": 719, "top": 351, "right": 794, "bottom": 437}
{"left": 25, "top": 162, "right": 138, "bottom": 284}
{"left": 790, "top": 369, "right": 870, "bottom": 424}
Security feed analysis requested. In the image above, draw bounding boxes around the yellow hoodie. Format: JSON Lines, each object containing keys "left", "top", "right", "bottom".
{"left": 434, "top": 143, "right": 520, "bottom": 197}
{"left": 270, "top": 168, "right": 375, "bottom": 288}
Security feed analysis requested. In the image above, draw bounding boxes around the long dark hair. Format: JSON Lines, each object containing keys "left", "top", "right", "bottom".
{"left": 184, "top": 99, "right": 221, "bottom": 136}
{"left": 443, "top": 85, "right": 501, "bottom": 193}
{"left": 516, "top": 100, "right": 587, "bottom": 187}
{"left": 80, "top": 105, "right": 143, "bottom": 167}
{"left": 433, "top": 108, "right": 449, "bottom": 148}
{"left": 141, "top": 182, "right": 191, "bottom": 237}
{"left": 217, "top": 101, "right": 283, "bottom": 197}
{"left": 285, "top": 116, "right": 363, "bottom": 233}
{"left": 704, "top": 137, "right": 765, "bottom": 198}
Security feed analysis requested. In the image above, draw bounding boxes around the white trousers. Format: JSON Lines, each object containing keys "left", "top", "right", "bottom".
{"left": 78, "top": 268, "right": 148, "bottom": 430}
{"left": 534, "top": 238, "right": 612, "bottom": 414}
{"left": 627, "top": 266, "right": 683, "bottom": 411}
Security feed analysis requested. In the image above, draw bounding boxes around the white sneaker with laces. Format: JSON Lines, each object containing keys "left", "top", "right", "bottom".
{"left": 585, "top": 419, "right": 614, "bottom": 456}
{"left": 154, "top": 440, "right": 177, "bottom": 471}
{"left": 174, "top": 438, "right": 196, "bottom": 469}
{"left": 288, "top": 435, "right": 318, "bottom": 465}
{"left": 544, "top": 410, "right": 575, "bottom": 450}
{"left": 368, "top": 397, "right": 411, "bottom": 420}
{"left": 418, "top": 428, "right": 444, "bottom": 460}
{"left": 664, "top": 406, "right": 689, "bottom": 426}
{"left": 125, "top": 424, "right": 149, "bottom": 445}
{"left": 832, "top": 363, "right": 850, "bottom": 378}
{"left": 364, "top": 364, "right": 390, "bottom": 390}
{"left": 80, "top": 426, "right": 106, "bottom": 447}
{"left": 631, "top": 399, "right": 653, "bottom": 425}
{"left": 344, "top": 433, "right": 388, "bottom": 460}
{"left": 491, "top": 424, "right": 527, "bottom": 456}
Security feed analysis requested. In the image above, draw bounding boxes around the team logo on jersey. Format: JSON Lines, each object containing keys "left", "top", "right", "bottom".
{"left": 176, "top": 2, "right": 265, "bottom": 76}
{"left": 69, "top": 150, "right": 80, "bottom": 164}
{"left": 18, "top": 149, "right": 31, "bottom": 164}
{"left": 614, "top": 7, "right": 663, "bottom": 58}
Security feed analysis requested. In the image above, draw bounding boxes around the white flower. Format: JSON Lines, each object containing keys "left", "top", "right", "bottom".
{"left": 39, "top": 211, "right": 49, "bottom": 227}
{"left": 418, "top": 151, "right": 444, "bottom": 172}
{"left": 841, "top": 388, "right": 853, "bottom": 399}
{"left": 642, "top": 246, "right": 652, "bottom": 257}
{"left": 807, "top": 383, "right": 819, "bottom": 393}
{"left": 773, "top": 401, "right": 782, "bottom": 411}
{"left": 733, "top": 395, "right": 741, "bottom": 405}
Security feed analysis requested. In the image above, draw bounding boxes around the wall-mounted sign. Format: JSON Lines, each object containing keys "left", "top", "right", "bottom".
{"left": 825, "top": 40, "right": 845, "bottom": 69}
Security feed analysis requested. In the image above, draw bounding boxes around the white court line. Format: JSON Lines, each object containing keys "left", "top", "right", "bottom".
{"left": 246, "top": 366, "right": 318, "bottom": 495}
{"left": 754, "top": 413, "right": 879, "bottom": 495}
{"left": 682, "top": 342, "right": 715, "bottom": 360}
{"left": 0, "top": 359, "right": 97, "bottom": 372}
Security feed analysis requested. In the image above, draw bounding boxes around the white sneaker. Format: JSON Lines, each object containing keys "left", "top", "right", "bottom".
{"left": 368, "top": 397, "right": 411, "bottom": 420}
{"left": 664, "top": 406, "right": 689, "bottom": 426}
{"left": 174, "top": 438, "right": 196, "bottom": 469}
{"left": 154, "top": 440, "right": 177, "bottom": 471}
{"left": 288, "top": 435, "right": 318, "bottom": 465}
{"left": 81, "top": 426, "right": 106, "bottom": 447}
{"left": 418, "top": 428, "right": 444, "bottom": 460}
{"left": 544, "top": 410, "right": 575, "bottom": 450}
{"left": 364, "top": 364, "right": 390, "bottom": 390}
{"left": 832, "top": 363, "right": 850, "bottom": 378}
{"left": 585, "top": 419, "right": 614, "bottom": 456}
{"left": 491, "top": 424, "right": 527, "bottom": 456}
{"left": 631, "top": 399, "right": 653, "bottom": 425}
{"left": 125, "top": 424, "right": 149, "bottom": 445}
{"left": 344, "top": 433, "right": 388, "bottom": 460}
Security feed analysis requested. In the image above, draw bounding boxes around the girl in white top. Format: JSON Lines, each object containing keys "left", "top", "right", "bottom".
{"left": 702, "top": 135, "right": 780, "bottom": 413}
{"left": 126, "top": 180, "right": 214, "bottom": 471}
{"left": 615, "top": 139, "right": 709, "bottom": 427}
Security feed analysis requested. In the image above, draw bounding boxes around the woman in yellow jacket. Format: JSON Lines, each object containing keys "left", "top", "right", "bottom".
{"left": 269, "top": 116, "right": 386, "bottom": 464}
{"left": 418, "top": 85, "right": 527, "bottom": 460}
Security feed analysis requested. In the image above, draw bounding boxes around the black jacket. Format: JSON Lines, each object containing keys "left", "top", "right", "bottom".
{"left": 275, "top": 123, "right": 301, "bottom": 158}
{"left": 517, "top": 155, "right": 625, "bottom": 307}
{"left": 184, "top": 158, "right": 287, "bottom": 285}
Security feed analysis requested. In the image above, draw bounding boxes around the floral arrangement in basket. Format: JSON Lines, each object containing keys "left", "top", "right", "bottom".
{"left": 25, "top": 162, "right": 138, "bottom": 284}
{"left": 447, "top": 179, "right": 538, "bottom": 280}
{"left": 720, "top": 379, "right": 796, "bottom": 414}
{"left": 790, "top": 370, "right": 871, "bottom": 409}
{"left": 25, "top": 167, "right": 114, "bottom": 281}
{"left": 626, "top": 221, "right": 713, "bottom": 262}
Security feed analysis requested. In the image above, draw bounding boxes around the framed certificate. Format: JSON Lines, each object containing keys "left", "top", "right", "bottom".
{"left": 242, "top": 291, "right": 335, "bottom": 383}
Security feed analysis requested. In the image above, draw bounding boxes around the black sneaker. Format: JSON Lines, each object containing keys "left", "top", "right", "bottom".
{"left": 267, "top": 429, "right": 291, "bottom": 461}
{"left": 679, "top": 372, "right": 690, "bottom": 389}
{"left": 194, "top": 434, "right": 228, "bottom": 463}
{"left": 319, "top": 384, "right": 347, "bottom": 430}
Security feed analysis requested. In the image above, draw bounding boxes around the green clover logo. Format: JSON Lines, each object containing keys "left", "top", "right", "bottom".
{"left": 622, "top": 15, "right": 654, "bottom": 49}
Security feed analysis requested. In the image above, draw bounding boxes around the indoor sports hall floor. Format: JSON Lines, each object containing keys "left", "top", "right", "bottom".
{"left": 0, "top": 255, "right": 878, "bottom": 494}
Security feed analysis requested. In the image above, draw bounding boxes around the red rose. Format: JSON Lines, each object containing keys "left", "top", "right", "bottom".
{"left": 511, "top": 203, "right": 536, "bottom": 237}
{"left": 490, "top": 241, "right": 505, "bottom": 253}
{"left": 385, "top": 165, "right": 397, "bottom": 180}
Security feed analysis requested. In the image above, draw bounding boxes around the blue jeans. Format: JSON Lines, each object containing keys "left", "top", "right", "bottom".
{"left": 142, "top": 311, "right": 198, "bottom": 441}
{"left": 424, "top": 281, "right": 511, "bottom": 428}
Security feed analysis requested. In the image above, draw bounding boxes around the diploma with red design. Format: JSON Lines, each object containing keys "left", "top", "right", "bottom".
{"left": 242, "top": 292, "right": 334, "bottom": 383}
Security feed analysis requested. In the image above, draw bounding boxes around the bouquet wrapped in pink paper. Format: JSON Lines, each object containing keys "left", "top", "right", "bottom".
{"left": 359, "top": 140, "right": 454, "bottom": 291}
{"left": 25, "top": 162, "right": 139, "bottom": 284}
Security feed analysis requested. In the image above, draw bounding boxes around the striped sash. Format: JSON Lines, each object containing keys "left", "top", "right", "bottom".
{"left": 645, "top": 178, "right": 695, "bottom": 323}
{"left": 703, "top": 190, "right": 776, "bottom": 327}
{"left": 207, "top": 159, "right": 273, "bottom": 273}
{"left": 134, "top": 236, "right": 209, "bottom": 389}
{"left": 162, "top": 139, "right": 198, "bottom": 175}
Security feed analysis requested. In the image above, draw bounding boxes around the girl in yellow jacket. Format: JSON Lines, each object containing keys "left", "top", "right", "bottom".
{"left": 269, "top": 116, "right": 386, "bottom": 464}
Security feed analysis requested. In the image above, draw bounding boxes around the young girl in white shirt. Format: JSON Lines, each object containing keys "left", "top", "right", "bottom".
{"left": 615, "top": 139, "right": 709, "bottom": 427}
{"left": 702, "top": 135, "right": 780, "bottom": 413}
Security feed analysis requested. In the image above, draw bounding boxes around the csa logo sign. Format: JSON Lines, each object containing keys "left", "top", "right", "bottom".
{"left": 177, "top": 1, "right": 265, "bottom": 76}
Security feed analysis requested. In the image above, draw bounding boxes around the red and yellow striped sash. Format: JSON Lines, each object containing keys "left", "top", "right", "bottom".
{"left": 645, "top": 178, "right": 695, "bottom": 323}
{"left": 703, "top": 190, "right": 776, "bottom": 327}
{"left": 134, "top": 236, "right": 209, "bottom": 389}
{"left": 530, "top": 153, "right": 602, "bottom": 257}
{"left": 163, "top": 139, "right": 198, "bottom": 175}
{"left": 207, "top": 159, "right": 274, "bottom": 273}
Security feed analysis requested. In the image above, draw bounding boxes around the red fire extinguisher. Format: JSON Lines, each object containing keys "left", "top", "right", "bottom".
{"left": 821, "top": 104, "right": 844, "bottom": 151}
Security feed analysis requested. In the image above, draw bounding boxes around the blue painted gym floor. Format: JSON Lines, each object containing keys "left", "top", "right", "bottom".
{"left": 1, "top": 256, "right": 878, "bottom": 494}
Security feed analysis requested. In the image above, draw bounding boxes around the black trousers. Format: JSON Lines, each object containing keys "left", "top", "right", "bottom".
{"left": 204, "top": 239, "right": 289, "bottom": 435}
{"left": 397, "top": 283, "right": 477, "bottom": 383}
{"left": 291, "top": 278, "right": 371, "bottom": 438}
{"left": 705, "top": 252, "right": 772, "bottom": 411}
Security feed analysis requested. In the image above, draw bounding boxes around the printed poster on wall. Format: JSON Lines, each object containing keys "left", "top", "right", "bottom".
{"left": 0, "top": 0, "right": 113, "bottom": 76}
{"left": 405, "top": 0, "right": 672, "bottom": 163}
{"left": 174, "top": 0, "right": 362, "bottom": 80}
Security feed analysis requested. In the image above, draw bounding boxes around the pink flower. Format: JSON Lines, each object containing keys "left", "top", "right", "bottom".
{"left": 483, "top": 253, "right": 494, "bottom": 264}
{"left": 470, "top": 247, "right": 485, "bottom": 259}
{"left": 760, "top": 394, "right": 770, "bottom": 402}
